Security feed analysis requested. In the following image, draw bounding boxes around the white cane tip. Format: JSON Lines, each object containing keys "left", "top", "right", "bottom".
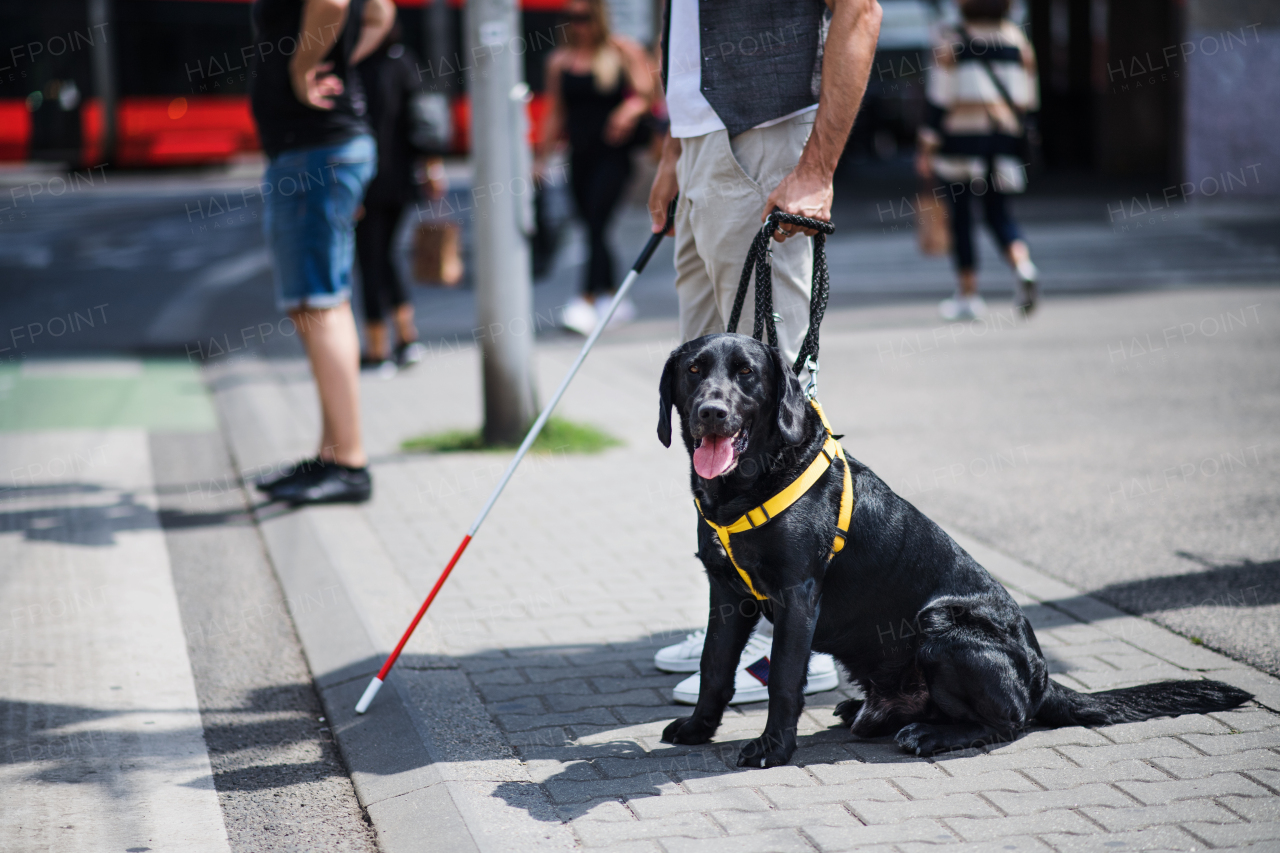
{"left": 355, "top": 677, "right": 384, "bottom": 714}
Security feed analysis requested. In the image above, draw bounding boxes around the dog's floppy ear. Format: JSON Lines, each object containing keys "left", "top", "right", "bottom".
{"left": 657, "top": 347, "right": 681, "bottom": 447}
{"left": 771, "top": 347, "right": 807, "bottom": 445}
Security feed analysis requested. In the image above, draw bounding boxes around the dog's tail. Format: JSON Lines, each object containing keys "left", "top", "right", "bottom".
{"left": 1036, "top": 678, "right": 1251, "bottom": 727}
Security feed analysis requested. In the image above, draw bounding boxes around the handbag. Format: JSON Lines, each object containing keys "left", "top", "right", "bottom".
{"left": 957, "top": 25, "right": 1041, "bottom": 172}
{"left": 916, "top": 182, "right": 951, "bottom": 257}
{"left": 412, "top": 221, "right": 463, "bottom": 286}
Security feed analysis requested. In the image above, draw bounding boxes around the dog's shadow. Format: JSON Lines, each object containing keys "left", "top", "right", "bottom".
{"left": 476, "top": 627, "right": 1077, "bottom": 822}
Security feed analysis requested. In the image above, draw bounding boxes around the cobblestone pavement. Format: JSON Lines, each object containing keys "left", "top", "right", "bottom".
{"left": 210, "top": 287, "right": 1280, "bottom": 852}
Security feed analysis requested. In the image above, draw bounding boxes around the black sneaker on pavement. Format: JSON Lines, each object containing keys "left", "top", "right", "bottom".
{"left": 255, "top": 457, "right": 322, "bottom": 492}
{"left": 285, "top": 464, "right": 372, "bottom": 506}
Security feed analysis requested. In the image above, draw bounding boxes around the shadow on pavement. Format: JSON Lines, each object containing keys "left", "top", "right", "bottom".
{"left": 1091, "top": 553, "right": 1280, "bottom": 614}
{"left": 0, "top": 492, "right": 253, "bottom": 545}
{"left": 1, "top": 687, "right": 346, "bottom": 794}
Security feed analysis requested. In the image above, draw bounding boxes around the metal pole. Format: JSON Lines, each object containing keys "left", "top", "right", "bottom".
{"left": 86, "top": 0, "right": 117, "bottom": 165}
{"left": 467, "top": 0, "right": 538, "bottom": 445}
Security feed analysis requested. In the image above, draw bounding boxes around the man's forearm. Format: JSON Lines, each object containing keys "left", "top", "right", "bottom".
{"left": 293, "top": 0, "right": 350, "bottom": 74}
{"left": 798, "top": 0, "right": 882, "bottom": 179}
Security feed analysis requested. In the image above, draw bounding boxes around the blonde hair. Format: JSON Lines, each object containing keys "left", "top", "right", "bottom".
{"left": 567, "top": 0, "right": 621, "bottom": 92}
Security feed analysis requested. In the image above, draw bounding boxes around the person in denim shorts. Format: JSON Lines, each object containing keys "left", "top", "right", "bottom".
{"left": 248, "top": 0, "right": 393, "bottom": 504}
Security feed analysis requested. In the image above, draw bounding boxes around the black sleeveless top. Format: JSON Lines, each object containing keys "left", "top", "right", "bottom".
{"left": 561, "top": 67, "right": 626, "bottom": 154}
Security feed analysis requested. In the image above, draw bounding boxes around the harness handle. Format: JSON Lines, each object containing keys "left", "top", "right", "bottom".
{"left": 726, "top": 210, "right": 835, "bottom": 375}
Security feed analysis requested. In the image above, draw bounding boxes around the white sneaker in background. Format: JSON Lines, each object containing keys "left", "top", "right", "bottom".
{"left": 654, "top": 629, "right": 706, "bottom": 673}
{"left": 561, "top": 296, "right": 597, "bottom": 336}
{"left": 966, "top": 293, "right": 988, "bottom": 317}
{"left": 939, "top": 293, "right": 973, "bottom": 321}
{"left": 599, "top": 294, "right": 636, "bottom": 328}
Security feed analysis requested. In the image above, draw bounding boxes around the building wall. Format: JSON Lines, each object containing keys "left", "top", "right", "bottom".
{"left": 1184, "top": 0, "right": 1280, "bottom": 194}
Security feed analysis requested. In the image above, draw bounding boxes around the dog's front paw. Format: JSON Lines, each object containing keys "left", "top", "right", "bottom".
{"left": 662, "top": 716, "right": 716, "bottom": 745}
{"left": 894, "top": 722, "right": 943, "bottom": 756}
{"left": 834, "top": 698, "right": 863, "bottom": 727}
{"left": 735, "top": 730, "right": 796, "bottom": 768}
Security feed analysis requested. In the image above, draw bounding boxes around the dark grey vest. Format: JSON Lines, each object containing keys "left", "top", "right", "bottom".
{"left": 661, "top": 0, "right": 829, "bottom": 137}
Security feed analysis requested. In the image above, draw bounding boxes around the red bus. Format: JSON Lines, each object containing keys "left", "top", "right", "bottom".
{"left": 0, "top": 0, "right": 567, "bottom": 168}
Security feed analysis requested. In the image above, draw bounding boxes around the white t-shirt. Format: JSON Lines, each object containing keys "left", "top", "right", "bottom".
{"left": 665, "top": 0, "right": 820, "bottom": 139}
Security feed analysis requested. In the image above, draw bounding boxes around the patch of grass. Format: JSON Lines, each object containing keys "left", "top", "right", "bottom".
{"left": 402, "top": 417, "right": 622, "bottom": 455}
{"left": 1190, "top": 636, "right": 1204, "bottom": 645}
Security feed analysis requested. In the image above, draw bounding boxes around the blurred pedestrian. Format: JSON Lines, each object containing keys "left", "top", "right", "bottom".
{"left": 536, "top": 0, "right": 655, "bottom": 336}
{"left": 355, "top": 22, "right": 437, "bottom": 375}
{"left": 916, "top": 0, "right": 1040, "bottom": 321}
{"left": 645, "top": 0, "right": 882, "bottom": 702}
{"left": 248, "top": 0, "right": 394, "bottom": 505}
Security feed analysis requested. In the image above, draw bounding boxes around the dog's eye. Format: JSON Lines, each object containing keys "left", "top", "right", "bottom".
{"left": 739, "top": 366, "right": 751, "bottom": 375}
{"left": 689, "top": 364, "right": 699, "bottom": 374}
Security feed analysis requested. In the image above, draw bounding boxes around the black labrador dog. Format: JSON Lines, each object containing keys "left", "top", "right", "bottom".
{"left": 657, "top": 333, "right": 1250, "bottom": 768}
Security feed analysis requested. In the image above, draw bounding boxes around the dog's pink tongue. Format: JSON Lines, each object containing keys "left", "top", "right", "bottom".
{"left": 694, "top": 435, "right": 735, "bottom": 479}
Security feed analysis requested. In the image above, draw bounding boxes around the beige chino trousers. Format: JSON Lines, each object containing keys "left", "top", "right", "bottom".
{"left": 674, "top": 112, "right": 815, "bottom": 367}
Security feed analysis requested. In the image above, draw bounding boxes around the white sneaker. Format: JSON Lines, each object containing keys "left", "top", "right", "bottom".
{"left": 939, "top": 293, "right": 987, "bottom": 321}
{"left": 672, "top": 644, "right": 841, "bottom": 705}
{"left": 939, "top": 293, "right": 972, "bottom": 321}
{"left": 597, "top": 294, "right": 636, "bottom": 328}
{"left": 654, "top": 629, "right": 706, "bottom": 673}
{"left": 561, "top": 296, "right": 597, "bottom": 336}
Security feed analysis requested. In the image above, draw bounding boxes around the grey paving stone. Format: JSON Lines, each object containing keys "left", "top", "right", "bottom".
{"left": 982, "top": 726, "right": 1114, "bottom": 751}
{"left": 805, "top": 760, "right": 946, "bottom": 785}
{"left": 547, "top": 690, "right": 667, "bottom": 712}
{"left": 658, "top": 829, "right": 812, "bottom": 853}
{"left": 943, "top": 809, "right": 1104, "bottom": 841}
{"left": 627, "top": 789, "right": 768, "bottom": 819}
{"left": 710, "top": 802, "right": 863, "bottom": 833}
{"left": 897, "top": 835, "right": 1053, "bottom": 853}
{"left": 496, "top": 707, "right": 620, "bottom": 732}
{"left": 679, "top": 766, "right": 818, "bottom": 794}
{"left": 1181, "top": 729, "right": 1280, "bottom": 756}
{"left": 574, "top": 813, "right": 721, "bottom": 846}
{"left": 1023, "top": 760, "right": 1173, "bottom": 790}
{"left": 850, "top": 793, "right": 1003, "bottom": 823}
{"left": 1042, "top": 825, "right": 1202, "bottom": 852}
{"left": 1152, "top": 749, "right": 1280, "bottom": 780}
{"left": 931, "top": 748, "right": 1075, "bottom": 775}
{"left": 475, "top": 677, "right": 595, "bottom": 702}
{"left": 1096, "top": 714, "right": 1233, "bottom": 744}
{"left": 1182, "top": 819, "right": 1280, "bottom": 845}
{"left": 1207, "top": 709, "right": 1280, "bottom": 733}
{"left": 1116, "top": 773, "right": 1273, "bottom": 805}
{"left": 1055, "top": 737, "right": 1205, "bottom": 768}
{"left": 557, "top": 798, "right": 636, "bottom": 823}
{"left": 1079, "top": 800, "right": 1244, "bottom": 831}
{"left": 543, "top": 775, "right": 674, "bottom": 804}
{"left": 804, "top": 817, "right": 958, "bottom": 849}
{"left": 984, "top": 782, "right": 1138, "bottom": 815}
{"left": 757, "top": 779, "right": 905, "bottom": 809}
{"left": 895, "top": 769, "right": 1042, "bottom": 798}
{"left": 1216, "top": 795, "right": 1280, "bottom": 822}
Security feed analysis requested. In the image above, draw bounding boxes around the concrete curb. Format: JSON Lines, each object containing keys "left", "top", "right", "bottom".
{"left": 205, "top": 359, "right": 485, "bottom": 853}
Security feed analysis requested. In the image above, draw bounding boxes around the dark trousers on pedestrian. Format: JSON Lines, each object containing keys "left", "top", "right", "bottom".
{"left": 355, "top": 201, "right": 408, "bottom": 323}
{"left": 570, "top": 146, "right": 632, "bottom": 296}
{"left": 946, "top": 178, "right": 1023, "bottom": 273}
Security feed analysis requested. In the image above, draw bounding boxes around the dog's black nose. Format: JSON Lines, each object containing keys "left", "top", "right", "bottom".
{"left": 698, "top": 401, "right": 729, "bottom": 424}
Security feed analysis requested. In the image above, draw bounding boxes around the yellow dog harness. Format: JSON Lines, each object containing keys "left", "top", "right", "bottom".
{"left": 695, "top": 400, "right": 854, "bottom": 601}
